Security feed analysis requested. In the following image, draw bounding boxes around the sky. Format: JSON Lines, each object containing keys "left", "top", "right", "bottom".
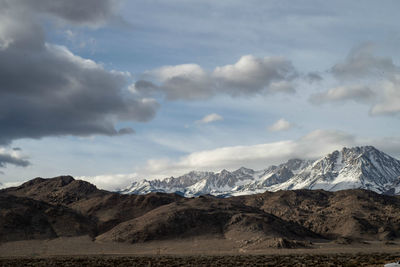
{"left": 1, "top": 0, "right": 400, "bottom": 190}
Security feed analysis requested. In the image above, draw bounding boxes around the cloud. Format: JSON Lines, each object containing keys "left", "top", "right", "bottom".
{"left": 0, "top": 181, "right": 24, "bottom": 188}
{"left": 150, "top": 63, "right": 213, "bottom": 100}
{"left": 213, "top": 55, "right": 297, "bottom": 96}
{"left": 268, "top": 118, "right": 293, "bottom": 132}
{"left": 306, "top": 72, "right": 323, "bottom": 83}
{"left": 129, "top": 80, "right": 162, "bottom": 96}
{"left": 267, "top": 81, "right": 296, "bottom": 94}
{"left": 11, "top": 0, "right": 121, "bottom": 27}
{"left": 78, "top": 130, "right": 400, "bottom": 189}
{"left": 309, "top": 85, "right": 375, "bottom": 104}
{"left": 117, "top": 127, "right": 136, "bottom": 135}
{"left": 196, "top": 113, "right": 223, "bottom": 124}
{"left": 138, "top": 129, "right": 356, "bottom": 178}
{"left": 133, "top": 55, "right": 298, "bottom": 100}
{"left": 366, "top": 136, "right": 400, "bottom": 158}
{"left": 331, "top": 43, "right": 397, "bottom": 80}
{"left": 78, "top": 173, "right": 138, "bottom": 191}
{"left": 0, "top": 147, "right": 30, "bottom": 168}
{"left": 0, "top": 1, "right": 159, "bottom": 144}
{"left": 311, "top": 44, "right": 400, "bottom": 116}
{"left": 370, "top": 76, "right": 400, "bottom": 116}
{"left": 151, "top": 64, "right": 206, "bottom": 82}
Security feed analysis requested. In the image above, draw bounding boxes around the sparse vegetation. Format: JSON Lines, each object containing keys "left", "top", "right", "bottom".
{"left": 0, "top": 253, "right": 399, "bottom": 267}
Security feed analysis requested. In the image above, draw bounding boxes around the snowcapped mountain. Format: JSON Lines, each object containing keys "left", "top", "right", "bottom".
{"left": 120, "top": 169, "right": 255, "bottom": 196}
{"left": 259, "top": 146, "right": 400, "bottom": 194}
{"left": 121, "top": 146, "right": 400, "bottom": 197}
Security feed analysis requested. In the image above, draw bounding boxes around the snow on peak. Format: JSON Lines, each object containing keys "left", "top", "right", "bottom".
{"left": 121, "top": 146, "right": 400, "bottom": 196}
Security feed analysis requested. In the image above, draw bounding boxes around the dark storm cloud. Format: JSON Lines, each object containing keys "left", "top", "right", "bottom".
{"left": 10, "top": 0, "right": 121, "bottom": 26}
{"left": 118, "top": 127, "right": 136, "bottom": 135}
{"left": 0, "top": 152, "right": 30, "bottom": 167}
{"left": 0, "top": 0, "right": 159, "bottom": 145}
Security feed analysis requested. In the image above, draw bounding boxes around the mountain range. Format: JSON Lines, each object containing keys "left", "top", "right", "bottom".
{"left": 1, "top": 145, "right": 400, "bottom": 247}
{"left": 122, "top": 146, "right": 400, "bottom": 197}
{"left": 2, "top": 175, "right": 400, "bottom": 246}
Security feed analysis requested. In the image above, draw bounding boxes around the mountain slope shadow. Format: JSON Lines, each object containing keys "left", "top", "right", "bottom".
{"left": 244, "top": 189, "right": 400, "bottom": 240}
{"left": 96, "top": 195, "right": 321, "bottom": 243}
{"left": 1, "top": 176, "right": 183, "bottom": 235}
{"left": 0, "top": 194, "right": 96, "bottom": 242}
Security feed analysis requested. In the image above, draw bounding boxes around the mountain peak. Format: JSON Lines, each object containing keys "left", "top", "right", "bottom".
{"left": 19, "top": 175, "right": 75, "bottom": 188}
{"left": 342, "top": 145, "right": 380, "bottom": 155}
{"left": 2, "top": 175, "right": 99, "bottom": 205}
{"left": 53, "top": 175, "right": 75, "bottom": 186}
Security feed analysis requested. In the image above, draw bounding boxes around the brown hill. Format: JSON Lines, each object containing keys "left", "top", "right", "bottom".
{"left": 3, "top": 176, "right": 101, "bottom": 205}
{"left": 0, "top": 194, "right": 95, "bottom": 242}
{"left": 2, "top": 176, "right": 182, "bottom": 234}
{"left": 96, "top": 195, "right": 320, "bottom": 243}
{"left": 243, "top": 189, "right": 400, "bottom": 240}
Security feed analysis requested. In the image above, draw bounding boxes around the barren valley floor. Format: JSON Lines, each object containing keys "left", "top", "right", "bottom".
{"left": 1, "top": 236, "right": 400, "bottom": 266}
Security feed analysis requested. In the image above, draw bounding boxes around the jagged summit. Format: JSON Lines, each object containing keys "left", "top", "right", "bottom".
{"left": 122, "top": 146, "right": 400, "bottom": 197}
{"left": 269, "top": 146, "right": 400, "bottom": 193}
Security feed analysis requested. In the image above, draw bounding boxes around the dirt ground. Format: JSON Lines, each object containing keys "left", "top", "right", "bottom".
{"left": 0, "top": 236, "right": 399, "bottom": 266}
{"left": 0, "top": 254, "right": 399, "bottom": 267}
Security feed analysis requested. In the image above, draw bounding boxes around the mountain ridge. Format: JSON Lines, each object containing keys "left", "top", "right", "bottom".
{"left": 122, "top": 146, "right": 400, "bottom": 197}
{"left": 2, "top": 176, "right": 400, "bottom": 244}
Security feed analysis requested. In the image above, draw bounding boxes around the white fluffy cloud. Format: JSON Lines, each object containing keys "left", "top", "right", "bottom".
{"left": 151, "top": 64, "right": 206, "bottom": 82}
{"left": 268, "top": 118, "right": 293, "bottom": 132}
{"left": 133, "top": 55, "right": 297, "bottom": 100}
{"left": 138, "top": 129, "right": 356, "bottom": 179}
{"left": 77, "top": 130, "right": 400, "bottom": 190}
{"left": 78, "top": 173, "right": 138, "bottom": 191}
{"left": 212, "top": 55, "right": 297, "bottom": 96}
{"left": 310, "top": 85, "right": 375, "bottom": 104}
{"left": 196, "top": 113, "right": 223, "bottom": 124}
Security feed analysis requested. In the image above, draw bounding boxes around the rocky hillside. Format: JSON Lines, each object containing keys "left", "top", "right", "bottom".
{"left": 96, "top": 195, "right": 319, "bottom": 243}
{"left": 0, "top": 193, "right": 96, "bottom": 242}
{"left": 1, "top": 176, "right": 182, "bottom": 237}
{"left": 242, "top": 189, "right": 400, "bottom": 240}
